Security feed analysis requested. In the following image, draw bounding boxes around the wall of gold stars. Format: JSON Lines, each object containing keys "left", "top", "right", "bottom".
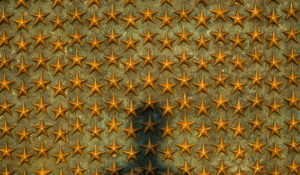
{"left": 0, "top": 0, "right": 299, "bottom": 174}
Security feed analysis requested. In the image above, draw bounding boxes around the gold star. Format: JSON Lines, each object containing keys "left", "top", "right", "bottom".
{"left": 122, "top": 121, "right": 140, "bottom": 139}
{"left": 13, "top": 34, "right": 31, "bottom": 53}
{"left": 50, "top": 57, "right": 68, "bottom": 75}
{"left": 86, "top": 55, "right": 104, "bottom": 73}
{"left": 86, "top": 121, "right": 104, "bottom": 140}
{"left": 266, "top": 54, "right": 283, "bottom": 71}
{"left": 106, "top": 115, "right": 122, "bottom": 134}
{"left": 213, "top": 115, "right": 230, "bottom": 133}
{"left": 142, "top": 138, "right": 158, "bottom": 156}
{"left": 175, "top": 27, "right": 193, "bottom": 45}
{"left": 31, "top": 30, "right": 49, "bottom": 48}
{"left": 158, "top": 56, "right": 176, "bottom": 73}
{"left": 32, "top": 52, "right": 49, "bottom": 71}
{"left": 121, "top": 33, "right": 139, "bottom": 51}
{"left": 229, "top": 33, "right": 246, "bottom": 50}
{"left": 15, "top": 103, "right": 33, "bottom": 121}
{"left": 67, "top": 27, "right": 86, "bottom": 46}
{"left": 211, "top": 48, "right": 229, "bottom": 65}
{"left": 0, "top": 143, "right": 15, "bottom": 159}
{"left": 177, "top": 161, "right": 195, "bottom": 175}
{"left": 229, "top": 77, "right": 247, "bottom": 94}
{"left": 0, "top": 74, "right": 14, "bottom": 92}
{"left": 105, "top": 162, "right": 123, "bottom": 175}
{"left": 123, "top": 144, "right": 140, "bottom": 162}
{"left": 175, "top": 72, "right": 193, "bottom": 88}
{"left": 193, "top": 33, "right": 211, "bottom": 50}
{"left": 284, "top": 25, "right": 300, "bottom": 42}
{"left": 160, "top": 0, "right": 172, "bottom": 6}
{"left": 33, "top": 120, "right": 52, "bottom": 137}
{"left": 195, "top": 121, "right": 212, "bottom": 138}
{"left": 87, "top": 145, "right": 105, "bottom": 163}
{"left": 138, "top": 5, "right": 157, "bottom": 23}
{"left": 265, "top": 32, "right": 282, "bottom": 48}
{"left": 86, "top": 35, "right": 104, "bottom": 52}
{"left": 32, "top": 97, "right": 50, "bottom": 114}
{"left": 285, "top": 136, "right": 300, "bottom": 153}
{"left": 195, "top": 0, "right": 207, "bottom": 5}
{"left": 104, "top": 5, "right": 122, "bottom": 24}
{"left": 159, "top": 144, "right": 176, "bottom": 161}
{"left": 269, "top": 165, "right": 284, "bottom": 175}
{"left": 230, "top": 98, "right": 248, "bottom": 117}
{"left": 67, "top": 6, "right": 86, "bottom": 23}
{"left": 282, "top": 2, "right": 299, "bottom": 20}
{"left": 175, "top": 4, "right": 191, "bottom": 22}
{"left": 157, "top": 33, "right": 175, "bottom": 50}
{"left": 140, "top": 27, "right": 158, "bottom": 45}
{"left": 33, "top": 142, "right": 51, "bottom": 159}
{"left": 69, "top": 95, "right": 87, "bottom": 113}
{"left": 195, "top": 143, "right": 211, "bottom": 161}
{"left": 0, "top": 120, "right": 15, "bottom": 138}
{"left": 231, "top": 54, "right": 247, "bottom": 71}
{"left": 267, "top": 120, "right": 284, "bottom": 137}
{"left": 121, "top": 12, "right": 140, "bottom": 29}
{"left": 14, "top": 57, "right": 32, "bottom": 76}
{"left": 248, "top": 70, "right": 265, "bottom": 88}
{"left": 86, "top": 78, "right": 105, "bottom": 96}
{"left": 229, "top": 9, "right": 246, "bottom": 27}
{"left": 176, "top": 115, "right": 195, "bottom": 134}
{"left": 160, "top": 98, "right": 176, "bottom": 117}
{"left": 0, "top": 98, "right": 15, "bottom": 115}
{"left": 284, "top": 68, "right": 300, "bottom": 87}
{"left": 247, "top": 2, "right": 264, "bottom": 21}
{"left": 31, "top": 7, "right": 49, "bottom": 25}
{"left": 230, "top": 120, "right": 248, "bottom": 138}
{"left": 69, "top": 116, "right": 87, "bottom": 135}
{"left": 49, "top": 36, "right": 68, "bottom": 53}
{"left": 104, "top": 72, "right": 122, "bottom": 90}
{"left": 16, "top": 147, "right": 33, "bottom": 166}
{"left": 50, "top": 80, "right": 67, "bottom": 97}
{"left": 212, "top": 93, "right": 230, "bottom": 111}
{"left": 267, "top": 143, "right": 284, "bottom": 159}
{"left": 285, "top": 114, "right": 300, "bottom": 132}
{"left": 71, "top": 162, "right": 87, "bottom": 175}
{"left": 176, "top": 137, "right": 195, "bottom": 155}
{"left": 193, "top": 77, "right": 211, "bottom": 94}
{"left": 122, "top": 78, "right": 140, "bottom": 96}
{"left": 14, "top": 81, "right": 32, "bottom": 98}
{"left": 141, "top": 115, "right": 158, "bottom": 134}
{"left": 160, "top": 120, "right": 176, "bottom": 138}
{"left": 266, "top": 99, "right": 284, "bottom": 116}
{"left": 247, "top": 46, "right": 264, "bottom": 65}
{"left": 196, "top": 166, "right": 212, "bottom": 175}
{"left": 105, "top": 95, "right": 122, "bottom": 112}
{"left": 69, "top": 138, "right": 87, "bottom": 157}
{"left": 88, "top": 0, "right": 100, "bottom": 7}
{"left": 86, "top": 12, "right": 103, "bottom": 29}
{"left": 192, "top": 10, "right": 211, "bottom": 28}
{"left": 211, "top": 2, "right": 229, "bottom": 21}
{"left": 247, "top": 25, "right": 264, "bottom": 44}
{"left": 12, "top": 13, "right": 31, "bottom": 31}
{"left": 140, "top": 71, "right": 158, "bottom": 89}
{"left": 51, "top": 102, "right": 69, "bottom": 120}
{"left": 176, "top": 92, "right": 193, "bottom": 110}
{"left": 249, "top": 159, "right": 266, "bottom": 175}
{"left": 214, "top": 160, "right": 230, "bottom": 175}
{"left": 285, "top": 91, "right": 300, "bottom": 109}
{"left": 68, "top": 73, "right": 87, "bottom": 91}
{"left": 265, "top": 76, "right": 283, "bottom": 93}
{"left": 49, "top": 14, "right": 67, "bottom": 31}
{"left": 248, "top": 138, "right": 266, "bottom": 154}
{"left": 264, "top": 9, "right": 282, "bottom": 26}
{"left": 52, "top": 147, "right": 69, "bottom": 165}
{"left": 15, "top": 126, "right": 33, "bottom": 143}
{"left": 210, "top": 70, "right": 229, "bottom": 88}
{"left": 159, "top": 77, "right": 176, "bottom": 94}
{"left": 52, "top": 124, "right": 68, "bottom": 142}
{"left": 52, "top": 0, "right": 64, "bottom": 8}
{"left": 104, "top": 50, "right": 122, "bottom": 67}
{"left": 286, "top": 158, "right": 300, "bottom": 175}
{"left": 248, "top": 93, "right": 265, "bottom": 111}
{"left": 143, "top": 161, "right": 159, "bottom": 175}
{"left": 139, "top": 49, "right": 158, "bottom": 67}
{"left": 211, "top": 26, "right": 228, "bottom": 43}
{"left": 0, "top": 30, "right": 13, "bottom": 48}
{"left": 0, "top": 49, "right": 10, "bottom": 65}
{"left": 0, "top": 8, "right": 12, "bottom": 25}
{"left": 105, "top": 139, "right": 123, "bottom": 157}
{"left": 175, "top": 49, "right": 193, "bottom": 66}
{"left": 32, "top": 74, "right": 50, "bottom": 92}
{"left": 231, "top": 143, "right": 247, "bottom": 160}
{"left": 157, "top": 11, "right": 175, "bottom": 28}
{"left": 284, "top": 48, "right": 300, "bottom": 64}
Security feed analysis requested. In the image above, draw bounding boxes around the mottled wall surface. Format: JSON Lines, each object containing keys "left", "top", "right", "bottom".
{"left": 0, "top": 0, "right": 299, "bottom": 174}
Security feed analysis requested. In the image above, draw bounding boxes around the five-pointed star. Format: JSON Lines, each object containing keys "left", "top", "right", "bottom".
{"left": 247, "top": 46, "right": 264, "bottom": 65}
{"left": 31, "top": 7, "right": 49, "bottom": 25}
{"left": 138, "top": 5, "right": 157, "bottom": 23}
{"left": 32, "top": 97, "right": 50, "bottom": 114}
{"left": 247, "top": 2, "right": 264, "bottom": 21}
{"left": 230, "top": 120, "right": 248, "bottom": 138}
{"left": 229, "top": 77, "right": 247, "bottom": 94}
{"left": 0, "top": 98, "right": 15, "bottom": 115}
{"left": 248, "top": 138, "right": 266, "bottom": 154}
{"left": 121, "top": 33, "right": 139, "bottom": 51}
{"left": 141, "top": 138, "right": 158, "bottom": 156}
{"left": 283, "top": 25, "right": 300, "bottom": 43}
{"left": 193, "top": 33, "right": 211, "bottom": 50}
{"left": 31, "top": 30, "right": 50, "bottom": 48}
{"left": 175, "top": 72, "right": 193, "bottom": 88}
{"left": 285, "top": 91, "right": 300, "bottom": 109}
{"left": 69, "top": 95, "right": 87, "bottom": 112}
{"left": 67, "top": 6, "right": 86, "bottom": 23}
{"left": 248, "top": 70, "right": 265, "bottom": 88}
{"left": 33, "top": 142, "right": 51, "bottom": 159}
{"left": 176, "top": 137, "right": 195, "bottom": 155}
{"left": 176, "top": 92, "right": 193, "bottom": 110}
{"left": 229, "top": 9, "right": 246, "bottom": 27}
{"left": 52, "top": 124, "right": 68, "bottom": 142}
{"left": 177, "top": 161, "right": 195, "bottom": 175}
{"left": 69, "top": 138, "right": 88, "bottom": 157}
{"left": 159, "top": 144, "right": 176, "bottom": 161}
{"left": 230, "top": 98, "right": 248, "bottom": 116}
{"left": 193, "top": 10, "right": 211, "bottom": 28}
{"left": 140, "top": 27, "right": 158, "bottom": 45}
{"left": 213, "top": 136, "right": 230, "bottom": 155}
{"left": 69, "top": 116, "right": 87, "bottom": 135}
{"left": 13, "top": 34, "right": 31, "bottom": 53}
{"left": 49, "top": 36, "right": 68, "bottom": 53}
{"left": 195, "top": 121, "right": 212, "bottom": 138}
{"left": 282, "top": 2, "right": 299, "bottom": 20}
{"left": 12, "top": 13, "right": 31, "bottom": 31}
{"left": 49, "top": 14, "right": 67, "bottom": 31}
{"left": 105, "top": 95, "right": 122, "bottom": 112}
{"left": 67, "top": 27, "right": 86, "bottom": 46}
{"left": 0, "top": 30, "right": 13, "bottom": 48}
{"left": 15, "top": 126, "right": 33, "bottom": 143}
{"left": 231, "top": 143, "right": 248, "bottom": 160}
{"left": 16, "top": 147, "right": 33, "bottom": 166}
{"left": 267, "top": 143, "right": 284, "bottom": 159}
{"left": 106, "top": 115, "right": 122, "bottom": 134}
{"left": 213, "top": 115, "right": 230, "bottom": 133}
{"left": 267, "top": 120, "right": 284, "bottom": 137}
{"left": 122, "top": 121, "right": 140, "bottom": 139}
{"left": 157, "top": 11, "right": 175, "bottom": 28}
{"left": 139, "top": 49, "right": 158, "bottom": 67}
{"left": 211, "top": 48, "right": 229, "bottom": 65}
{"left": 211, "top": 2, "right": 229, "bottom": 21}
{"left": 0, "top": 120, "right": 15, "bottom": 138}
{"left": 86, "top": 78, "right": 105, "bottom": 96}
{"left": 229, "top": 33, "right": 246, "bottom": 50}
{"left": 86, "top": 121, "right": 104, "bottom": 139}
{"left": 175, "top": 4, "right": 191, "bottom": 22}
{"left": 176, "top": 115, "right": 195, "bottom": 134}
{"left": 105, "top": 139, "right": 123, "bottom": 156}
{"left": 121, "top": 12, "right": 140, "bottom": 29}
{"left": 160, "top": 120, "right": 176, "bottom": 138}
{"left": 32, "top": 52, "right": 49, "bottom": 70}
{"left": 85, "top": 55, "right": 104, "bottom": 73}
{"left": 193, "top": 77, "right": 211, "bottom": 94}
{"left": 160, "top": 98, "right": 176, "bottom": 117}
{"left": 0, "top": 142, "right": 15, "bottom": 159}
{"left": 211, "top": 93, "right": 230, "bottom": 111}
{"left": 195, "top": 143, "right": 211, "bottom": 161}
{"left": 104, "top": 5, "right": 122, "bottom": 23}
{"left": 123, "top": 144, "right": 140, "bottom": 162}
{"left": 104, "top": 50, "right": 122, "bottom": 67}
{"left": 210, "top": 70, "right": 229, "bottom": 88}
{"left": 86, "top": 12, "right": 104, "bottom": 29}
{"left": 285, "top": 114, "right": 300, "bottom": 132}
{"left": 264, "top": 9, "right": 282, "bottom": 26}
{"left": 175, "top": 27, "right": 193, "bottom": 45}
{"left": 87, "top": 145, "right": 105, "bottom": 163}
{"left": 265, "top": 32, "right": 282, "bottom": 48}
{"left": 0, "top": 8, "right": 12, "bottom": 25}
{"left": 284, "top": 48, "right": 300, "bottom": 64}
{"left": 52, "top": 147, "right": 69, "bottom": 165}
